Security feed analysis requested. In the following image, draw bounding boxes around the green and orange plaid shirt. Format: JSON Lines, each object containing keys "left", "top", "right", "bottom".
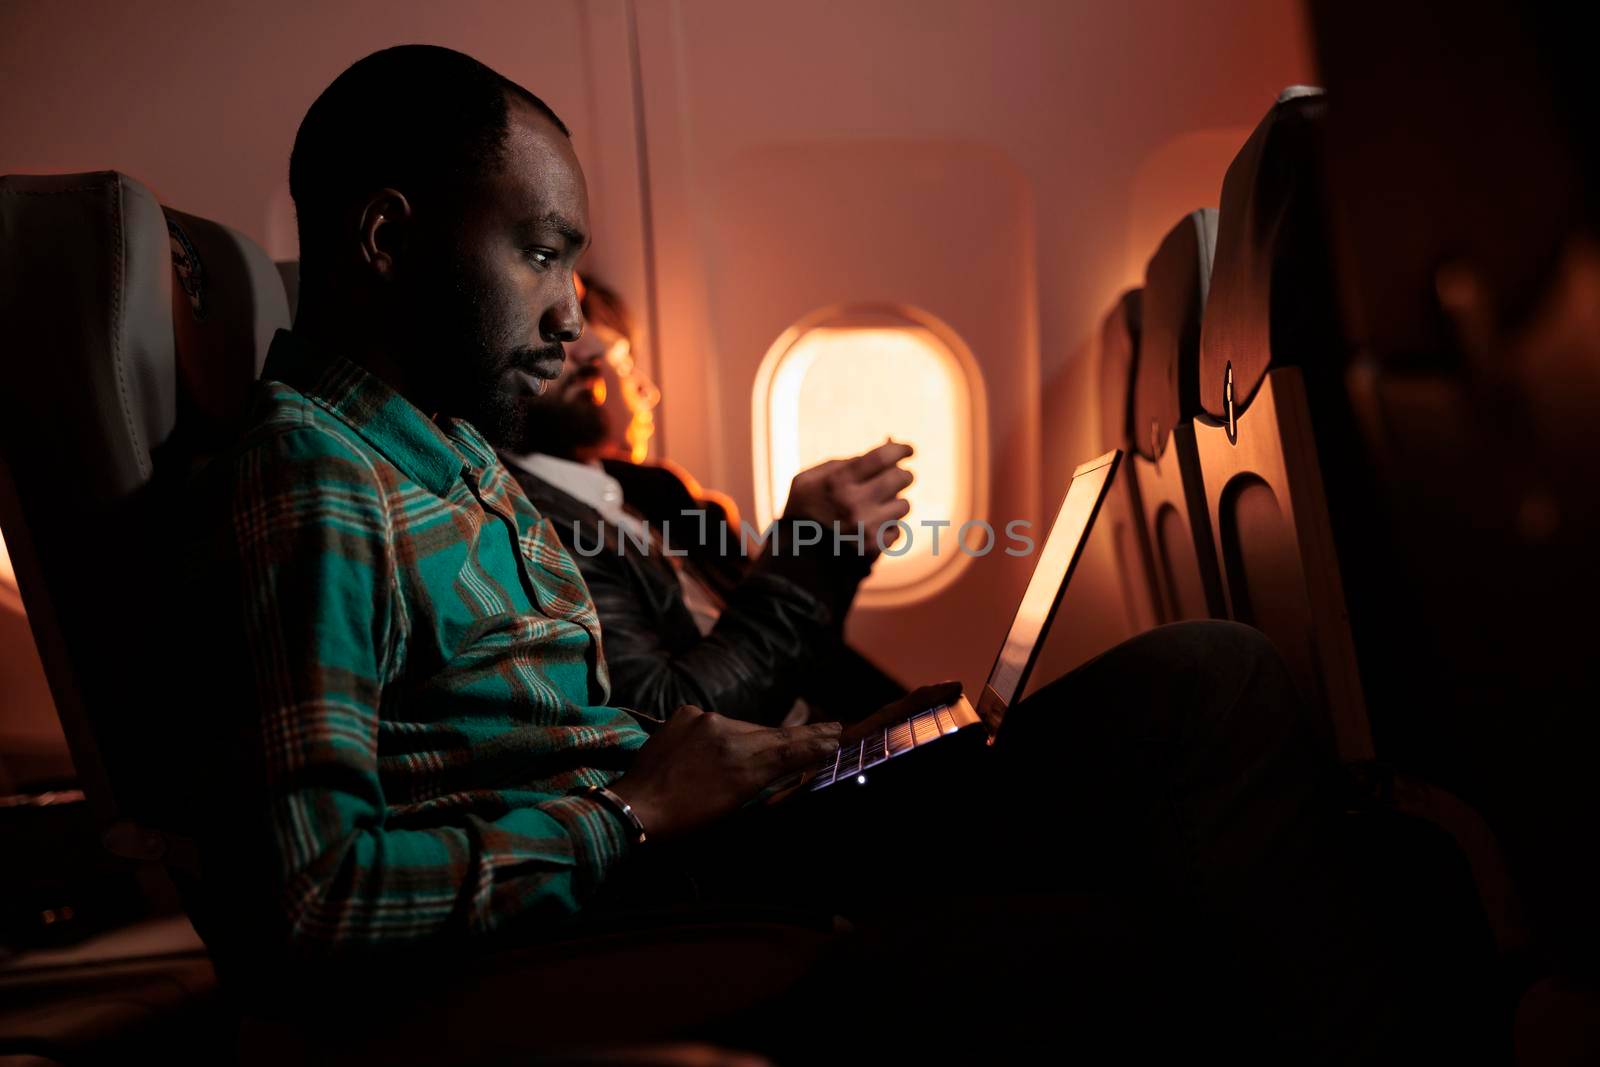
{"left": 190, "top": 330, "right": 648, "bottom": 959}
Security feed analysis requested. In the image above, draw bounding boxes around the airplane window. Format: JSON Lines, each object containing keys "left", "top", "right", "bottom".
{"left": 753, "top": 308, "right": 987, "bottom": 606}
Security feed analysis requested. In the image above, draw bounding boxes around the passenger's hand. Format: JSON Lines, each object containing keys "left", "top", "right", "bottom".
{"left": 607, "top": 705, "right": 842, "bottom": 841}
{"left": 840, "top": 681, "right": 964, "bottom": 745}
{"left": 782, "top": 440, "right": 914, "bottom": 555}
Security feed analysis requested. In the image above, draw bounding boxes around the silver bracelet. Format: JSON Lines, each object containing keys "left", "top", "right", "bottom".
{"left": 583, "top": 784, "right": 648, "bottom": 846}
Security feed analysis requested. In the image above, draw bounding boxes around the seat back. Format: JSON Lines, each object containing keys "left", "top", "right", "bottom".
{"left": 1097, "top": 289, "right": 1142, "bottom": 455}
{"left": 1094, "top": 289, "right": 1162, "bottom": 633}
{"left": 1196, "top": 87, "right": 1537, "bottom": 955}
{"left": 0, "top": 171, "right": 288, "bottom": 861}
{"left": 1190, "top": 87, "right": 1374, "bottom": 760}
{"left": 1128, "top": 210, "right": 1224, "bottom": 622}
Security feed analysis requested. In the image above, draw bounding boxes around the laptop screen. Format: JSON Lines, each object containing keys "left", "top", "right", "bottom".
{"left": 978, "top": 449, "right": 1120, "bottom": 733}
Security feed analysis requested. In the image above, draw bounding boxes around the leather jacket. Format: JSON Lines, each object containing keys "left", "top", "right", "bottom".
{"left": 509, "top": 459, "right": 903, "bottom": 725}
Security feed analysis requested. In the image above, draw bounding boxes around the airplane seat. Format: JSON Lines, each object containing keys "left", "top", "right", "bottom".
{"left": 0, "top": 171, "right": 285, "bottom": 866}
{"left": 273, "top": 259, "right": 298, "bottom": 320}
{"left": 1196, "top": 90, "right": 1527, "bottom": 1048}
{"left": 0, "top": 169, "right": 284, "bottom": 1061}
{"left": 1192, "top": 86, "right": 1373, "bottom": 761}
{"left": 1097, "top": 289, "right": 1142, "bottom": 455}
{"left": 0, "top": 171, "right": 843, "bottom": 1064}
{"left": 1129, "top": 209, "right": 1225, "bottom": 623}
{"left": 1094, "top": 289, "right": 1163, "bottom": 634}
{"left": 1201, "top": 81, "right": 1533, "bottom": 934}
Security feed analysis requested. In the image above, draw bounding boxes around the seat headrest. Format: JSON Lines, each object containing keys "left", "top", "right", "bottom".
{"left": 1, "top": 171, "right": 177, "bottom": 504}
{"left": 1097, "top": 289, "right": 1142, "bottom": 452}
{"left": 1199, "top": 87, "right": 1345, "bottom": 421}
{"left": 1132, "top": 209, "right": 1217, "bottom": 461}
{"left": 164, "top": 207, "right": 289, "bottom": 453}
{"left": 275, "top": 260, "right": 300, "bottom": 320}
{"left": 0, "top": 171, "right": 287, "bottom": 507}
{"left": 0, "top": 170, "right": 289, "bottom": 832}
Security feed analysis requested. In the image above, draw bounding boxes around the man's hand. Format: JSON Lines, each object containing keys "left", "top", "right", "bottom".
{"left": 840, "top": 681, "right": 964, "bottom": 744}
{"left": 782, "top": 440, "right": 914, "bottom": 555}
{"left": 606, "top": 706, "right": 842, "bottom": 841}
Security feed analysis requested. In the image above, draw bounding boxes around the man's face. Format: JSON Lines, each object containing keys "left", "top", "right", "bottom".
{"left": 395, "top": 98, "right": 590, "bottom": 447}
{"left": 511, "top": 314, "right": 627, "bottom": 460}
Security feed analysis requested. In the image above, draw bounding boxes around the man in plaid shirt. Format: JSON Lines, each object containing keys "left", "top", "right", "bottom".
{"left": 185, "top": 43, "right": 1420, "bottom": 1062}
{"left": 187, "top": 45, "right": 851, "bottom": 968}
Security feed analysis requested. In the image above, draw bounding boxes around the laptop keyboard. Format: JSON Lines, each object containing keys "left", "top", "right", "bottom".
{"left": 808, "top": 702, "right": 963, "bottom": 791}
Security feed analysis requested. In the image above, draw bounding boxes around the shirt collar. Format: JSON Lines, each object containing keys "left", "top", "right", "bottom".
{"left": 500, "top": 451, "right": 625, "bottom": 515}
{"left": 261, "top": 329, "right": 489, "bottom": 497}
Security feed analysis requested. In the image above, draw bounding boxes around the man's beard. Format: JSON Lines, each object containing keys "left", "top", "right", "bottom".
{"left": 403, "top": 254, "right": 560, "bottom": 449}
{"left": 514, "top": 389, "right": 611, "bottom": 460}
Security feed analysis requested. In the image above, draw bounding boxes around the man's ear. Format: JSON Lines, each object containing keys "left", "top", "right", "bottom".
{"left": 358, "top": 188, "right": 412, "bottom": 281}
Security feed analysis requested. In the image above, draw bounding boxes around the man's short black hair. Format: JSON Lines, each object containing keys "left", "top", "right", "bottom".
{"left": 289, "top": 44, "right": 568, "bottom": 287}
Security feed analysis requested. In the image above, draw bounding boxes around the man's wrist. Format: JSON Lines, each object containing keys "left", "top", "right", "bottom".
{"left": 583, "top": 783, "right": 648, "bottom": 846}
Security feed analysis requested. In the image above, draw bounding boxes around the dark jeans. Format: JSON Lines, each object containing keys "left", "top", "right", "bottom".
{"left": 307, "top": 622, "right": 1426, "bottom": 1065}
{"left": 592, "top": 620, "right": 1392, "bottom": 1063}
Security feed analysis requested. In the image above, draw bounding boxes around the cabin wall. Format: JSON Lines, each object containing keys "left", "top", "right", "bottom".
{"left": 0, "top": 0, "right": 1313, "bottom": 753}
{"left": 0, "top": 0, "right": 652, "bottom": 309}
{"left": 630, "top": 0, "right": 1313, "bottom": 691}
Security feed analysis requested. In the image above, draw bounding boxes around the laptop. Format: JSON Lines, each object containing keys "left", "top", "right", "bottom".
{"left": 803, "top": 448, "right": 1123, "bottom": 793}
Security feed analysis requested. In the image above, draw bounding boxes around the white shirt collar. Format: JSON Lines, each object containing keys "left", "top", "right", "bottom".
{"left": 502, "top": 450, "right": 733, "bottom": 643}
{"left": 502, "top": 452, "right": 622, "bottom": 512}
